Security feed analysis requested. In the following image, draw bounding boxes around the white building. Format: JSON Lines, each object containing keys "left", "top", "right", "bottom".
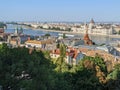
{"left": 72, "top": 19, "right": 114, "bottom": 35}
{"left": 25, "top": 39, "right": 54, "bottom": 49}
{"left": 50, "top": 48, "right": 85, "bottom": 65}
{"left": 42, "top": 24, "right": 49, "bottom": 29}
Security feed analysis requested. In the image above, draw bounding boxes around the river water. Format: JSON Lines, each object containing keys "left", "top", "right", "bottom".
{"left": 5, "top": 24, "right": 58, "bottom": 36}
{"left": 5, "top": 24, "right": 120, "bottom": 45}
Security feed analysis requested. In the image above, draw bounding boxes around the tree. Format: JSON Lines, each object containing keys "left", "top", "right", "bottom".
{"left": 106, "top": 64, "right": 120, "bottom": 90}
{"left": 71, "top": 60, "right": 103, "bottom": 90}
{"left": 2, "top": 43, "right": 120, "bottom": 90}
{"left": 55, "top": 44, "right": 69, "bottom": 72}
{"left": 0, "top": 44, "right": 55, "bottom": 90}
{"left": 68, "top": 56, "right": 108, "bottom": 90}
{"left": 63, "top": 33, "right": 66, "bottom": 38}
{"left": 56, "top": 43, "right": 60, "bottom": 48}
{"left": 118, "top": 30, "right": 120, "bottom": 35}
{"left": 107, "top": 64, "right": 120, "bottom": 80}
{"left": 82, "top": 56, "right": 107, "bottom": 73}
{"left": 44, "top": 33, "right": 51, "bottom": 37}
{"left": 0, "top": 22, "right": 6, "bottom": 28}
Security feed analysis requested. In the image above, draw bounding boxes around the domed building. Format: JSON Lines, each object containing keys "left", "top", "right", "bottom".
{"left": 89, "top": 18, "right": 95, "bottom": 30}
{"left": 90, "top": 18, "right": 95, "bottom": 24}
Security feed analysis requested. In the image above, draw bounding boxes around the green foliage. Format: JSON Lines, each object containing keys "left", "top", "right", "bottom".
{"left": 56, "top": 43, "right": 60, "bottom": 48}
{"left": 107, "top": 64, "right": 120, "bottom": 80}
{"left": 63, "top": 33, "right": 66, "bottom": 38}
{"left": 81, "top": 56, "right": 107, "bottom": 73}
{"left": 44, "top": 33, "right": 51, "bottom": 37}
{"left": 107, "top": 69, "right": 118, "bottom": 80}
{"left": 53, "top": 73, "right": 72, "bottom": 90}
{"left": 105, "top": 64, "right": 120, "bottom": 90}
{"left": 6, "top": 22, "right": 18, "bottom": 24}
{"left": 71, "top": 68, "right": 103, "bottom": 90}
{"left": 0, "top": 22, "right": 6, "bottom": 28}
{"left": 55, "top": 44, "right": 70, "bottom": 72}
{"left": 38, "top": 26, "right": 43, "bottom": 29}
{"left": 51, "top": 27, "right": 61, "bottom": 30}
{"left": 118, "top": 30, "right": 120, "bottom": 35}
{"left": 0, "top": 43, "right": 120, "bottom": 90}
{"left": 42, "top": 50, "right": 51, "bottom": 59}
{"left": 0, "top": 44, "right": 55, "bottom": 90}
{"left": 0, "top": 37, "right": 4, "bottom": 41}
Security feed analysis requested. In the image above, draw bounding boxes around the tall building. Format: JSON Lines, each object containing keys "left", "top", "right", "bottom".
{"left": 15, "top": 26, "right": 23, "bottom": 35}
{"left": 72, "top": 19, "right": 114, "bottom": 35}
{"left": 84, "top": 24, "right": 93, "bottom": 45}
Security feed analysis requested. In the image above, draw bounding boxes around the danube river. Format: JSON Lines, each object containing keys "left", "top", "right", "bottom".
{"left": 5, "top": 24, "right": 58, "bottom": 36}
{"left": 5, "top": 24, "right": 120, "bottom": 45}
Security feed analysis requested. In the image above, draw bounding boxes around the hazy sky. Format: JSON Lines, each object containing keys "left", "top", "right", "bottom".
{"left": 0, "top": 0, "right": 120, "bottom": 22}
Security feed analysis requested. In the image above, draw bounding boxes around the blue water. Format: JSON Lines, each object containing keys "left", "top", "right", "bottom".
{"left": 4, "top": 24, "right": 120, "bottom": 44}
{"left": 5, "top": 24, "right": 58, "bottom": 36}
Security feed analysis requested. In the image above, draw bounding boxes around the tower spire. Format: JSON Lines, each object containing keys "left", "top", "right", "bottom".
{"left": 15, "top": 26, "right": 19, "bottom": 35}
{"left": 85, "top": 24, "right": 88, "bottom": 34}
{"left": 90, "top": 18, "right": 95, "bottom": 24}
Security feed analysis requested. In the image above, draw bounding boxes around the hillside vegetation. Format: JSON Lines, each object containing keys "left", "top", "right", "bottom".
{"left": 0, "top": 44, "right": 120, "bottom": 90}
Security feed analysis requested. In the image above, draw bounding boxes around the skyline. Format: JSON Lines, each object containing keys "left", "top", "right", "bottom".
{"left": 0, "top": 0, "right": 120, "bottom": 22}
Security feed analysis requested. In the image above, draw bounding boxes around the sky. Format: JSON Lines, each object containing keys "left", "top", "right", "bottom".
{"left": 0, "top": 0, "right": 120, "bottom": 22}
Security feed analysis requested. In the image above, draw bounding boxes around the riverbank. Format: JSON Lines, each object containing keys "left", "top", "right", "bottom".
{"left": 31, "top": 28, "right": 120, "bottom": 38}
{"left": 22, "top": 24, "right": 120, "bottom": 38}
{"left": 6, "top": 24, "right": 120, "bottom": 45}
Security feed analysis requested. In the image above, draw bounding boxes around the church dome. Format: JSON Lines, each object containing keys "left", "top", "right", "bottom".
{"left": 90, "top": 18, "right": 95, "bottom": 24}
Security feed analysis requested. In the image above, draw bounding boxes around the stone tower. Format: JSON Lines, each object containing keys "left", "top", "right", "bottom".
{"left": 84, "top": 24, "right": 93, "bottom": 45}
{"left": 89, "top": 18, "right": 95, "bottom": 33}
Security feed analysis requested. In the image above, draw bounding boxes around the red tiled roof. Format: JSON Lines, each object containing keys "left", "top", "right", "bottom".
{"left": 51, "top": 48, "right": 81, "bottom": 59}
